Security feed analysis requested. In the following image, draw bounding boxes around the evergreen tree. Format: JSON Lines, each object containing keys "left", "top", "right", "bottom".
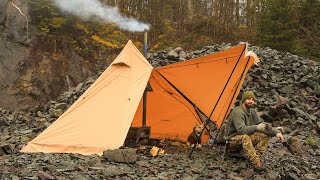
{"left": 295, "top": 0, "right": 320, "bottom": 60}
{"left": 256, "top": 0, "right": 299, "bottom": 52}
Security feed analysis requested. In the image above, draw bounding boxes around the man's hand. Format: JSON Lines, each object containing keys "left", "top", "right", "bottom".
{"left": 276, "top": 133, "right": 284, "bottom": 142}
{"left": 276, "top": 127, "right": 285, "bottom": 134}
{"left": 257, "top": 123, "right": 266, "bottom": 132}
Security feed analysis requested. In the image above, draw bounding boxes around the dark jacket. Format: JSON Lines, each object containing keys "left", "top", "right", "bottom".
{"left": 224, "top": 105, "right": 280, "bottom": 140}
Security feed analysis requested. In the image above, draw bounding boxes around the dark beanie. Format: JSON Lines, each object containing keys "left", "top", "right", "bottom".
{"left": 241, "top": 91, "right": 255, "bottom": 102}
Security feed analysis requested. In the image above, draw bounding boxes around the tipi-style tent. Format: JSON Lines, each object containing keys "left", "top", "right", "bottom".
{"left": 21, "top": 40, "right": 259, "bottom": 155}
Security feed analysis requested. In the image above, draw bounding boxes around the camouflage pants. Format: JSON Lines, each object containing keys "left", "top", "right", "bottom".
{"left": 226, "top": 132, "right": 269, "bottom": 165}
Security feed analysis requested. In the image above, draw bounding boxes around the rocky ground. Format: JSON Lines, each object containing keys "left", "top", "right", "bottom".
{"left": 0, "top": 43, "right": 319, "bottom": 179}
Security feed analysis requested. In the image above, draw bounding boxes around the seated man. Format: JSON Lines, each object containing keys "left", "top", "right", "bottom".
{"left": 224, "top": 91, "right": 284, "bottom": 172}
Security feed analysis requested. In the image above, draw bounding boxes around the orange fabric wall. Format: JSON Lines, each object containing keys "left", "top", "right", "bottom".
{"left": 133, "top": 44, "right": 256, "bottom": 141}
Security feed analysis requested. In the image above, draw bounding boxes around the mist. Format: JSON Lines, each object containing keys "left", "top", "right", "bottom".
{"left": 53, "top": 0, "right": 150, "bottom": 32}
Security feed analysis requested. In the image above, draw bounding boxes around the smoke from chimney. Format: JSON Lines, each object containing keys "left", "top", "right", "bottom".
{"left": 53, "top": 0, "right": 150, "bottom": 32}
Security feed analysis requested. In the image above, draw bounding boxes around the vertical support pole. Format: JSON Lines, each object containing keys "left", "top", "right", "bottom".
{"left": 142, "top": 29, "right": 148, "bottom": 127}
{"left": 142, "top": 91, "right": 147, "bottom": 127}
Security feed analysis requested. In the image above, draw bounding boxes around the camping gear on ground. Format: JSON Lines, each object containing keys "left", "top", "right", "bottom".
{"left": 149, "top": 146, "right": 165, "bottom": 157}
{"left": 125, "top": 126, "right": 151, "bottom": 146}
{"left": 21, "top": 40, "right": 258, "bottom": 155}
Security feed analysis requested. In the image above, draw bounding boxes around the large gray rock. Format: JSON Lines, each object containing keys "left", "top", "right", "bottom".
{"left": 103, "top": 149, "right": 137, "bottom": 163}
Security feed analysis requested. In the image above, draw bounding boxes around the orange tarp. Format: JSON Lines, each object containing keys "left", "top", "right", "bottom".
{"left": 132, "top": 43, "right": 258, "bottom": 141}
{"left": 21, "top": 41, "right": 258, "bottom": 155}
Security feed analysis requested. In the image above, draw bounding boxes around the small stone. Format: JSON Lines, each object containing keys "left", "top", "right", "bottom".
{"left": 304, "top": 174, "right": 317, "bottom": 180}
{"left": 241, "top": 169, "right": 254, "bottom": 178}
{"left": 227, "top": 173, "right": 243, "bottom": 180}
{"left": 37, "top": 170, "right": 56, "bottom": 180}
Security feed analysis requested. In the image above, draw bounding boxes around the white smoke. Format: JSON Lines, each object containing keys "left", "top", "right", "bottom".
{"left": 53, "top": 0, "right": 150, "bottom": 32}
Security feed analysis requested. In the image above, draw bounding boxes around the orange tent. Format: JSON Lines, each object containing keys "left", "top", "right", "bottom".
{"left": 21, "top": 40, "right": 258, "bottom": 155}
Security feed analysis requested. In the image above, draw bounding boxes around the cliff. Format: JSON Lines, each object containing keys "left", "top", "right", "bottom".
{"left": 0, "top": 0, "right": 94, "bottom": 110}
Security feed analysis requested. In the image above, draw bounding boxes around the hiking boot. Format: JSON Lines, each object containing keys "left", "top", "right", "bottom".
{"left": 253, "top": 161, "right": 267, "bottom": 173}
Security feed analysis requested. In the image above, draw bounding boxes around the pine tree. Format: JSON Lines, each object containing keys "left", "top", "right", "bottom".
{"left": 295, "top": 0, "right": 320, "bottom": 60}
{"left": 256, "top": 0, "right": 299, "bottom": 52}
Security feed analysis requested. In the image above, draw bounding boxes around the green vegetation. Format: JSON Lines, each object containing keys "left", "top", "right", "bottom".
{"left": 257, "top": 0, "right": 320, "bottom": 61}
{"left": 28, "top": 0, "right": 130, "bottom": 68}
{"left": 28, "top": 0, "right": 320, "bottom": 62}
{"left": 305, "top": 136, "right": 315, "bottom": 145}
{"left": 256, "top": 0, "right": 298, "bottom": 52}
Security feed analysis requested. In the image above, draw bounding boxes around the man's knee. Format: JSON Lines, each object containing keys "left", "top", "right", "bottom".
{"left": 242, "top": 134, "right": 251, "bottom": 143}
{"left": 253, "top": 132, "right": 269, "bottom": 153}
{"left": 252, "top": 132, "right": 269, "bottom": 142}
{"left": 255, "top": 132, "right": 268, "bottom": 139}
{"left": 241, "top": 134, "right": 254, "bottom": 148}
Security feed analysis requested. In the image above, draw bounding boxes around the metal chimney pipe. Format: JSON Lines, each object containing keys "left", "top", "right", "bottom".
{"left": 142, "top": 29, "right": 149, "bottom": 127}
{"left": 143, "top": 29, "right": 148, "bottom": 58}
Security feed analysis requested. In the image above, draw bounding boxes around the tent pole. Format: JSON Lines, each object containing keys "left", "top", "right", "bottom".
{"left": 193, "top": 106, "right": 216, "bottom": 139}
{"left": 214, "top": 57, "right": 251, "bottom": 141}
{"left": 155, "top": 70, "right": 206, "bottom": 121}
{"left": 142, "top": 91, "right": 147, "bottom": 127}
{"left": 207, "top": 45, "right": 246, "bottom": 119}
{"left": 142, "top": 82, "right": 153, "bottom": 127}
{"left": 155, "top": 70, "right": 214, "bottom": 139}
{"left": 188, "top": 45, "right": 247, "bottom": 158}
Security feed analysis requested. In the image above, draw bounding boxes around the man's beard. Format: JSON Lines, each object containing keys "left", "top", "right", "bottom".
{"left": 245, "top": 103, "right": 254, "bottom": 109}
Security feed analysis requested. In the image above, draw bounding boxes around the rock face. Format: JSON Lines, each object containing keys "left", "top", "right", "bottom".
{"left": 0, "top": 0, "right": 93, "bottom": 110}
